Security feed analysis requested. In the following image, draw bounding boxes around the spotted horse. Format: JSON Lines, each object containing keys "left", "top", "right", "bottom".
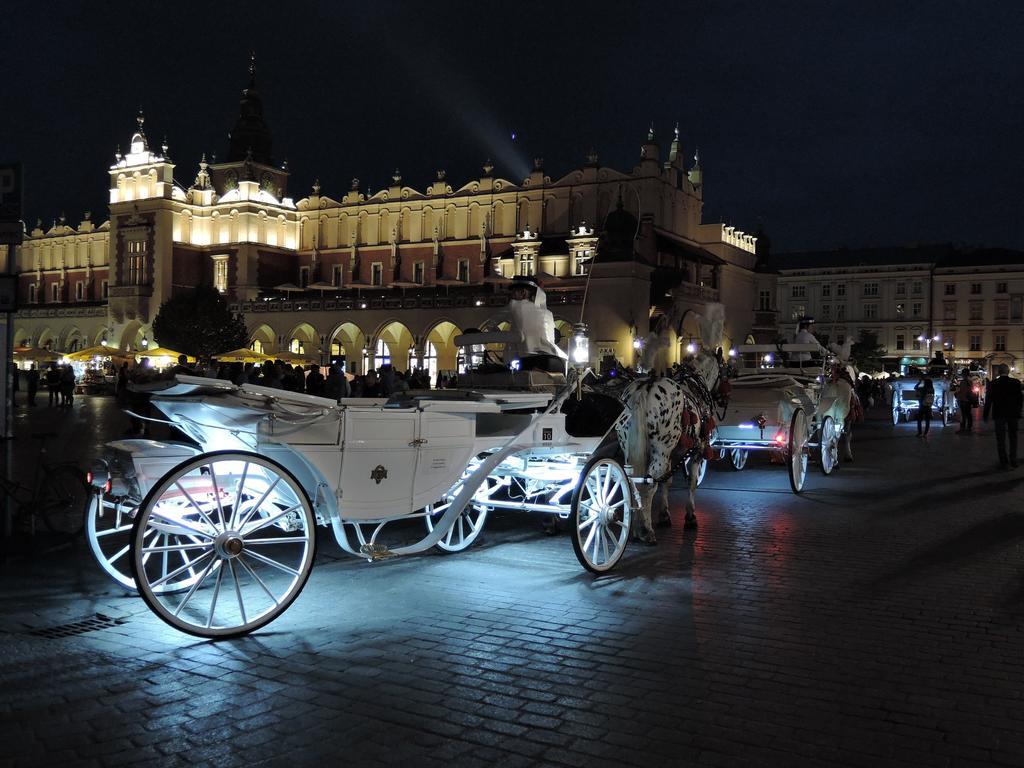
{"left": 616, "top": 305, "right": 726, "bottom": 543}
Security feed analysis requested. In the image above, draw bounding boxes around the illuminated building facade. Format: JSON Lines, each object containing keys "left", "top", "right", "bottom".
{"left": 13, "top": 67, "right": 760, "bottom": 375}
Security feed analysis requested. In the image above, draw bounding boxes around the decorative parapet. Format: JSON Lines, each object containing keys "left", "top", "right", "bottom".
{"left": 720, "top": 224, "right": 757, "bottom": 253}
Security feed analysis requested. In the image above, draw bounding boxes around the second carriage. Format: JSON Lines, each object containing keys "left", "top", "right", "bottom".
{"left": 710, "top": 344, "right": 854, "bottom": 493}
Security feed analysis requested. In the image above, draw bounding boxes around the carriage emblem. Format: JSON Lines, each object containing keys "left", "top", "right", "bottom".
{"left": 370, "top": 465, "right": 388, "bottom": 484}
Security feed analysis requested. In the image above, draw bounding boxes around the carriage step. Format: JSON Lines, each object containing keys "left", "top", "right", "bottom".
{"left": 359, "top": 543, "right": 398, "bottom": 562}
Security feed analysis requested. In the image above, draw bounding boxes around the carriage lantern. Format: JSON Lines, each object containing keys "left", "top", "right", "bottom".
{"left": 570, "top": 323, "right": 590, "bottom": 368}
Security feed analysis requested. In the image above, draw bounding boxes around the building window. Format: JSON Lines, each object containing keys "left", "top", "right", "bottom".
{"left": 298, "top": 266, "right": 310, "bottom": 288}
{"left": 836, "top": 284, "right": 846, "bottom": 297}
{"left": 895, "top": 303, "right": 905, "bottom": 317}
{"left": 28, "top": 284, "right": 37, "bottom": 303}
{"left": 944, "top": 284, "right": 956, "bottom": 296}
{"left": 995, "top": 334, "right": 1007, "bottom": 352}
{"left": 758, "top": 290, "right": 772, "bottom": 311}
{"left": 126, "top": 239, "right": 147, "bottom": 285}
{"left": 212, "top": 255, "right": 229, "bottom": 294}
{"left": 371, "top": 262, "right": 383, "bottom": 286}
{"left": 791, "top": 285, "right": 806, "bottom": 298}
{"left": 837, "top": 333, "right": 845, "bottom": 345}
{"left": 101, "top": 280, "right": 109, "bottom": 300}
{"left": 372, "top": 338, "right": 390, "bottom": 369}
{"left": 332, "top": 265, "right": 343, "bottom": 287}
{"left": 996, "top": 301, "right": 1008, "bottom": 321}
{"left": 75, "top": 281, "right": 84, "bottom": 301}
{"left": 895, "top": 334, "right": 905, "bottom": 351}
{"left": 289, "top": 338, "right": 305, "bottom": 354}
{"left": 969, "top": 334, "right": 981, "bottom": 352}
{"left": 911, "top": 302, "right": 922, "bottom": 318}
{"left": 864, "top": 303, "right": 878, "bottom": 319}
{"left": 863, "top": 282, "right": 878, "bottom": 297}
{"left": 944, "top": 303, "right": 956, "bottom": 321}
{"left": 912, "top": 335, "right": 922, "bottom": 351}
{"left": 51, "top": 283, "right": 60, "bottom": 303}
{"left": 895, "top": 282, "right": 906, "bottom": 296}
{"left": 518, "top": 253, "right": 534, "bottom": 277}
{"left": 911, "top": 280, "right": 923, "bottom": 295}
{"left": 836, "top": 304, "right": 846, "bottom": 320}
{"left": 790, "top": 304, "right": 806, "bottom": 321}
{"left": 821, "top": 304, "right": 831, "bottom": 319}
{"left": 1013, "top": 296, "right": 1024, "bottom": 321}
{"left": 251, "top": 339, "right": 265, "bottom": 354}
{"left": 821, "top": 284, "right": 831, "bottom": 298}
{"left": 413, "top": 261, "right": 425, "bottom": 285}
{"left": 970, "top": 283, "right": 982, "bottom": 295}
{"left": 969, "top": 302, "right": 982, "bottom": 322}
{"left": 458, "top": 259, "right": 470, "bottom": 283}
{"left": 997, "top": 282, "right": 1008, "bottom": 293}
{"left": 574, "top": 249, "right": 591, "bottom": 276}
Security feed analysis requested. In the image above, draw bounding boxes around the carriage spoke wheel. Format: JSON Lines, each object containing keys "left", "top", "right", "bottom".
{"left": 729, "top": 449, "right": 749, "bottom": 471}
{"left": 684, "top": 456, "right": 708, "bottom": 487}
{"left": 570, "top": 458, "right": 632, "bottom": 574}
{"left": 424, "top": 485, "right": 489, "bottom": 553}
{"left": 40, "top": 465, "right": 89, "bottom": 535}
{"left": 819, "top": 415, "right": 839, "bottom": 476}
{"left": 131, "top": 452, "right": 316, "bottom": 638}
{"left": 88, "top": 494, "right": 205, "bottom": 594}
{"left": 891, "top": 396, "right": 901, "bottom": 425}
{"left": 788, "top": 408, "right": 809, "bottom": 494}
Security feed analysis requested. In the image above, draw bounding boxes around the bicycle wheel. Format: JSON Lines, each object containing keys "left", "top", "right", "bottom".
{"left": 39, "top": 464, "right": 89, "bottom": 535}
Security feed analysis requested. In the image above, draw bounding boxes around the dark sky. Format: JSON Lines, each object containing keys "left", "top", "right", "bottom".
{"left": 3, "top": 0, "right": 1022, "bottom": 252}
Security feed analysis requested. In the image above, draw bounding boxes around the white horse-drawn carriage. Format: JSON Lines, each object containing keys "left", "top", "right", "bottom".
{"left": 889, "top": 374, "right": 957, "bottom": 426}
{"left": 711, "top": 344, "right": 856, "bottom": 493}
{"left": 87, "top": 365, "right": 639, "bottom": 638}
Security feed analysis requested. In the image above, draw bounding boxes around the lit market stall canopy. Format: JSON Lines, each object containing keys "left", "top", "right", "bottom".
{"left": 212, "top": 348, "right": 273, "bottom": 364}
{"left": 13, "top": 347, "right": 61, "bottom": 365}
{"left": 136, "top": 348, "right": 196, "bottom": 369}
{"left": 272, "top": 350, "right": 318, "bottom": 365}
{"left": 66, "top": 345, "right": 131, "bottom": 362}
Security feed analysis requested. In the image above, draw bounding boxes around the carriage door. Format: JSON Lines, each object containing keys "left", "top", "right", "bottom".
{"left": 339, "top": 409, "right": 419, "bottom": 519}
{"left": 411, "top": 411, "right": 478, "bottom": 512}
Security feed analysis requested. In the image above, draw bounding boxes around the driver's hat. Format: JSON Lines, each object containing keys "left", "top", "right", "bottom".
{"left": 510, "top": 275, "right": 540, "bottom": 296}
{"left": 797, "top": 315, "right": 816, "bottom": 330}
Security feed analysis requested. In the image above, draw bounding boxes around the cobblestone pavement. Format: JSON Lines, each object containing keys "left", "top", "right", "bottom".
{"left": 1, "top": 395, "right": 1023, "bottom": 767}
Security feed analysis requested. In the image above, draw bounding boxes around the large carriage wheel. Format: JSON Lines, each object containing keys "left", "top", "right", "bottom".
{"left": 787, "top": 408, "right": 809, "bottom": 494}
{"left": 131, "top": 451, "right": 317, "bottom": 639}
{"left": 424, "top": 483, "right": 489, "bottom": 553}
{"left": 570, "top": 457, "right": 632, "bottom": 574}
{"left": 683, "top": 456, "right": 708, "bottom": 487}
{"left": 728, "top": 449, "right": 748, "bottom": 471}
{"left": 940, "top": 394, "right": 949, "bottom": 426}
{"left": 891, "top": 394, "right": 902, "bottom": 425}
{"left": 818, "top": 415, "right": 839, "bottom": 475}
{"left": 88, "top": 493, "right": 205, "bottom": 594}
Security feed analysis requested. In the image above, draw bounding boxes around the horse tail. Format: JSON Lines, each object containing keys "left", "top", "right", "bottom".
{"left": 624, "top": 384, "right": 651, "bottom": 475}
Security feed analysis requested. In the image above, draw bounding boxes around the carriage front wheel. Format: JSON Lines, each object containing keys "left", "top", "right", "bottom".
{"left": 818, "top": 415, "right": 839, "bottom": 476}
{"left": 131, "top": 451, "right": 317, "bottom": 639}
{"left": 788, "top": 408, "right": 809, "bottom": 494}
{"left": 570, "top": 457, "right": 632, "bottom": 574}
{"left": 424, "top": 482, "right": 489, "bottom": 553}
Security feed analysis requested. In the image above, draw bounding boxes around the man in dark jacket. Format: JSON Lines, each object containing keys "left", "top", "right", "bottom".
{"left": 983, "top": 364, "right": 1023, "bottom": 468}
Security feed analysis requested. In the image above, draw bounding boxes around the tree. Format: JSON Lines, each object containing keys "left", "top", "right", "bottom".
{"left": 152, "top": 285, "right": 248, "bottom": 359}
{"left": 850, "top": 330, "right": 886, "bottom": 373}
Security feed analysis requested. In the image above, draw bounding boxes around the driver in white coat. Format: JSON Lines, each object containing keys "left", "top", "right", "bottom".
{"left": 500, "top": 275, "right": 568, "bottom": 373}
{"left": 791, "top": 316, "right": 824, "bottom": 366}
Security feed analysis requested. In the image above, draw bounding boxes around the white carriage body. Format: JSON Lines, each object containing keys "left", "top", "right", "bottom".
{"left": 889, "top": 376, "right": 957, "bottom": 421}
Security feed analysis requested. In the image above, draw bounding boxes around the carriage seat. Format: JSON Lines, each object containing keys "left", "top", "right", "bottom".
{"left": 459, "top": 368, "right": 566, "bottom": 392}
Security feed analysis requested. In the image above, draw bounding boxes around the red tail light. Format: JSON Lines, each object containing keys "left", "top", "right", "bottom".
{"left": 86, "top": 470, "right": 93, "bottom": 484}
{"left": 774, "top": 434, "right": 786, "bottom": 444}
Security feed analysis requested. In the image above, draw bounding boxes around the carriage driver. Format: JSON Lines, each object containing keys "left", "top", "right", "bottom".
{"left": 791, "top": 316, "right": 825, "bottom": 367}
{"left": 499, "top": 275, "right": 569, "bottom": 374}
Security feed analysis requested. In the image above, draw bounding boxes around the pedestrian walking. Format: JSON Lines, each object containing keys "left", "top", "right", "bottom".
{"left": 983, "top": 364, "right": 1022, "bottom": 469}
{"left": 915, "top": 372, "right": 934, "bottom": 436}
{"left": 46, "top": 364, "right": 60, "bottom": 406}
{"left": 956, "top": 368, "right": 976, "bottom": 433}
{"left": 25, "top": 364, "right": 39, "bottom": 406}
{"left": 60, "top": 364, "right": 76, "bottom": 406}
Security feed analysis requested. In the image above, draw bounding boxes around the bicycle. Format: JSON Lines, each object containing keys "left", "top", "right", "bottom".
{"left": 0, "top": 432, "right": 90, "bottom": 536}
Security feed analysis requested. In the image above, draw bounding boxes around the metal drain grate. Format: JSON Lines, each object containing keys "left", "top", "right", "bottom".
{"left": 28, "top": 614, "right": 128, "bottom": 639}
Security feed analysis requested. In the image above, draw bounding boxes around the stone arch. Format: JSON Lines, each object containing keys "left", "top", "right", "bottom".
{"left": 13, "top": 327, "right": 31, "bottom": 347}
{"left": 372, "top": 319, "right": 415, "bottom": 372}
{"left": 285, "top": 322, "right": 318, "bottom": 355}
{"left": 248, "top": 323, "right": 276, "bottom": 354}
{"left": 327, "top": 321, "right": 366, "bottom": 373}
{"left": 57, "top": 325, "right": 84, "bottom": 353}
{"left": 35, "top": 326, "right": 55, "bottom": 350}
{"left": 423, "top": 319, "right": 462, "bottom": 375}
{"left": 118, "top": 320, "right": 146, "bottom": 352}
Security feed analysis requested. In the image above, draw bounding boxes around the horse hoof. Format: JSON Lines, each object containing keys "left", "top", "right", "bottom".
{"left": 655, "top": 513, "right": 672, "bottom": 528}
{"left": 683, "top": 516, "right": 698, "bottom": 530}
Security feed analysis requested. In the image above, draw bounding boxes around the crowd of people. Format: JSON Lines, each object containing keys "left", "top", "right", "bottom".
{"left": 9, "top": 362, "right": 78, "bottom": 408}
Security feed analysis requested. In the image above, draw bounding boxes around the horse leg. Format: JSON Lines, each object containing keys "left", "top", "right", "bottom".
{"left": 683, "top": 457, "right": 699, "bottom": 529}
{"left": 654, "top": 480, "right": 672, "bottom": 527}
{"left": 631, "top": 480, "right": 657, "bottom": 545}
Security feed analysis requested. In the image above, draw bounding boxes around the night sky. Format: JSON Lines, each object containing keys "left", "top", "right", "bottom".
{"left": 2, "top": 1, "right": 1021, "bottom": 252}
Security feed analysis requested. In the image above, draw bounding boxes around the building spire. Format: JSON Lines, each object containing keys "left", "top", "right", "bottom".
{"left": 668, "top": 122, "right": 681, "bottom": 165}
